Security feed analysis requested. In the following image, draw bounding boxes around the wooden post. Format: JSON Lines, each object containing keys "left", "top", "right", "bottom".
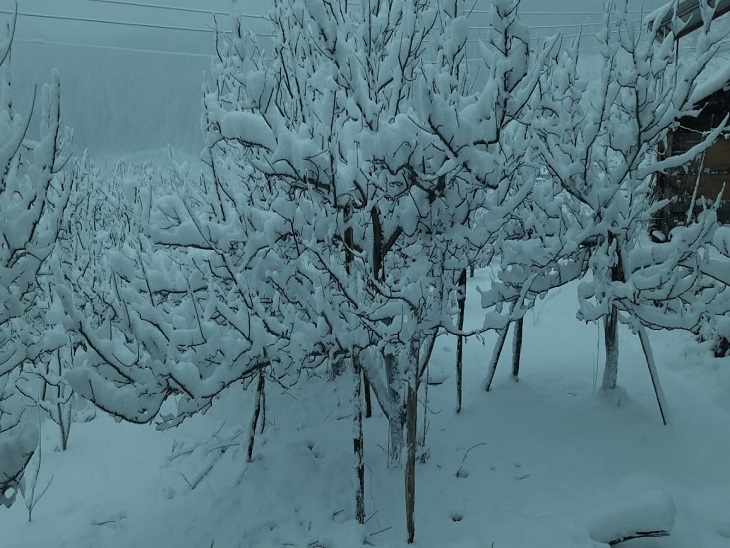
{"left": 484, "top": 323, "right": 509, "bottom": 392}
{"left": 637, "top": 325, "right": 669, "bottom": 426}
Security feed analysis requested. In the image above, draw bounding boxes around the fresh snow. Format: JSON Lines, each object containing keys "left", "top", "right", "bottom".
{"left": 219, "top": 111, "right": 277, "bottom": 151}
{"left": 2, "top": 269, "right": 730, "bottom": 547}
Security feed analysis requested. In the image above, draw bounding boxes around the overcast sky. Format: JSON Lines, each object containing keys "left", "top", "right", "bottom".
{"left": 5, "top": 0, "right": 671, "bottom": 52}
{"left": 0, "top": 0, "right": 677, "bottom": 154}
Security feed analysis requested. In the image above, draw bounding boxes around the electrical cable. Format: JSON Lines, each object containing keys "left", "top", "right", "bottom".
{"left": 85, "top": 0, "right": 266, "bottom": 20}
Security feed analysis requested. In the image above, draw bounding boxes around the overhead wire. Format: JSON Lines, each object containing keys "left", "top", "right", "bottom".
{"left": 0, "top": 6, "right": 266, "bottom": 33}
{"left": 84, "top": 0, "right": 266, "bottom": 20}
{"left": 0, "top": 3, "right": 646, "bottom": 33}
{"left": 0, "top": 4, "right": 649, "bottom": 55}
{"left": 0, "top": 8, "right": 218, "bottom": 33}
{"left": 15, "top": 37, "right": 215, "bottom": 58}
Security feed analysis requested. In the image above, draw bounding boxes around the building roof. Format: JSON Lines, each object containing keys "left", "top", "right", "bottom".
{"left": 647, "top": 0, "right": 730, "bottom": 39}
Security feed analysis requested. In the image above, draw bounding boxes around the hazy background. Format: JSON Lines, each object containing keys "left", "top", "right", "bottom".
{"left": 2, "top": 0, "right": 670, "bottom": 156}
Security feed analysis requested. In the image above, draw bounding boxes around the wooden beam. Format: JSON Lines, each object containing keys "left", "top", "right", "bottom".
{"left": 651, "top": 0, "right": 730, "bottom": 40}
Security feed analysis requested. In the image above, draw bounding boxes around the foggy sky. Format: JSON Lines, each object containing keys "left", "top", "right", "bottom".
{"left": 0, "top": 0, "right": 677, "bottom": 154}
{"left": 7, "top": 0, "right": 670, "bottom": 51}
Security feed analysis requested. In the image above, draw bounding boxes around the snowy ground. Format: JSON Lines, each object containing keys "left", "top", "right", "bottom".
{"left": 3, "top": 268, "right": 730, "bottom": 548}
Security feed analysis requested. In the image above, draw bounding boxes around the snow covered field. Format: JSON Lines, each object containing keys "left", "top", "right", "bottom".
{"left": 2, "top": 268, "right": 730, "bottom": 548}
{"left": 4, "top": 1, "right": 730, "bottom": 547}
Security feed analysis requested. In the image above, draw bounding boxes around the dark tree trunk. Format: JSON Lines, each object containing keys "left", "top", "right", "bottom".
{"left": 353, "top": 356, "right": 365, "bottom": 523}
{"left": 258, "top": 377, "right": 266, "bottom": 434}
{"left": 512, "top": 317, "right": 523, "bottom": 381}
{"left": 456, "top": 268, "right": 467, "bottom": 413}
{"left": 385, "top": 353, "right": 404, "bottom": 468}
{"left": 602, "top": 305, "right": 619, "bottom": 391}
{"left": 602, "top": 235, "right": 624, "bottom": 392}
{"left": 247, "top": 372, "right": 265, "bottom": 462}
{"left": 56, "top": 350, "right": 71, "bottom": 451}
{"left": 405, "top": 376, "right": 417, "bottom": 543}
{"left": 364, "top": 371, "right": 372, "bottom": 418}
{"left": 345, "top": 215, "right": 366, "bottom": 521}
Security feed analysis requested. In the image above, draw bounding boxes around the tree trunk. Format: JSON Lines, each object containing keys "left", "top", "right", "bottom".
{"left": 603, "top": 235, "right": 624, "bottom": 392}
{"left": 258, "top": 377, "right": 266, "bottom": 434}
{"left": 364, "top": 371, "right": 372, "bottom": 418}
{"left": 345, "top": 208, "right": 365, "bottom": 522}
{"left": 456, "top": 268, "right": 467, "bottom": 413}
{"left": 602, "top": 304, "right": 619, "bottom": 391}
{"left": 512, "top": 317, "right": 523, "bottom": 381}
{"left": 246, "top": 372, "right": 265, "bottom": 462}
{"left": 420, "top": 368, "right": 428, "bottom": 447}
{"left": 484, "top": 323, "right": 509, "bottom": 392}
{"left": 353, "top": 356, "right": 365, "bottom": 523}
{"left": 385, "top": 353, "right": 404, "bottom": 468}
{"left": 56, "top": 350, "right": 71, "bottom": 451}
{"left": 405, "top": 366, "right": 418, "bottom": 543}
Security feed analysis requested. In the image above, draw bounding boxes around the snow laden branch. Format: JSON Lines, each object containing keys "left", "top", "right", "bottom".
{"left": 50, "top": 165, "right": 278, "bottom": 429}
{"left": 479, "top": 1, "right": 730, "bottom": 423}
{"left": 200, "top": 0, "right": 555, "bottom": 542}
{"left": 0, "top": 12, "right": 73, "bottom": 505}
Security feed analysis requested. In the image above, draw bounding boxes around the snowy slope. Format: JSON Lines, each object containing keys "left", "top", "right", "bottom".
{"left": 2, "top": 268, "right": 730, "bottom": 547}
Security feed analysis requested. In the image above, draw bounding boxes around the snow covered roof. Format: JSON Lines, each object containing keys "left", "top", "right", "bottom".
{"left": 647, "top": 0, "right": 730, "bottom": 39}
{"left": 691, "top": 61, "right": 730, "bottom": 105}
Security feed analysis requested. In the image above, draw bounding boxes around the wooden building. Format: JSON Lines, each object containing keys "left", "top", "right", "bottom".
{"left": 649, "top": 0, "right": 730, "bottom": 235}
{"left": 654, "top": 87, "right": 730, "bottom": 233}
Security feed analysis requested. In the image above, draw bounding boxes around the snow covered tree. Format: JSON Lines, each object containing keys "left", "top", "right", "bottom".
{"left": 0, "top": 10, "right": 73, "bottom": 505}
{"left": 200, "top": 0, "right": 553, "bottom": 541}
{"left": 54, "top": 0, "right": 542, "bottom": 541}
{"left": 480, "top": 1, "right": 730, "bottom": 422}
{"left": 52, "top": 161, "right": 257, "bottom": 429}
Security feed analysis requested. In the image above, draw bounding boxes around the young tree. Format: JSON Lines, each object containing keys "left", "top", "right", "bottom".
{"left": 480, "top": 1, "right": 730, "bottom": 424}
{"left": 0, "top": 10, "right": 72, "bottom": 504}
{"left": 55, "top": 0, "right": 545, "bottom": 542}
{"left": 202, "top": 0, "right": 554, "bottom": 541}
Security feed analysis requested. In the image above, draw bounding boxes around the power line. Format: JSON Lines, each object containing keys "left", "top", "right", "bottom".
{"left": 85, "top": 0, "right": 267, "bottom": 20}
{"left": 0, "top": 7, "right": 269, "bottom": 34}
{"left": 0, "top": 8, "right": 217, "bottom": 33}
{"left": 464, "top": 8, "right": 654, "bottom": 16}
{"left": 470, "top": 19, "right": 643, "bottom": 31}
{"left": 0, "top": 9, "right": 623, "bottom": 39}
{"left": 15, "top": 37, "right": 214, "bottom": 58}
{"left": 0, "top": 6, "right": 646, "bottom": 50}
